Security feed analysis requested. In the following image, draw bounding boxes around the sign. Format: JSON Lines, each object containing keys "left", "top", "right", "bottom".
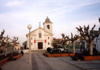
{"left": 34, "top": 40, "right": 36, "bottom": 43}
{"left": 44, "top": 40, "right": 46, "bottom": 43}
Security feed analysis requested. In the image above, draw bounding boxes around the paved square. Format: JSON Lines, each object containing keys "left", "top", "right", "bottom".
{"left": 1, "top": 52, "right": 100, "bottom": 70}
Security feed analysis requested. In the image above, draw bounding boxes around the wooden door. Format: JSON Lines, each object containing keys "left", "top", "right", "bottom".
{"left": 38, "top": 42, "right": 43, "bottom": 49}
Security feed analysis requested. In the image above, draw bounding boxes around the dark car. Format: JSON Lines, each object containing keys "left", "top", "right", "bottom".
{"left": 47, "top": 47, "right": 61, "bottom": 53}
{"left": 50, "top": 48, "right": 61, "bottom": 53}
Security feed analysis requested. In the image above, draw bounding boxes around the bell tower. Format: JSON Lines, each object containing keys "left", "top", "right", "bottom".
{"left": 43, "top": 16, "right": 53, "bottom": 33}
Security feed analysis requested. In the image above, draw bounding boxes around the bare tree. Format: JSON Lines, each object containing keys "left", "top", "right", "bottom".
{"left": 69, "top": 33, "right": 79, "bottom": 53}
{"left": 76, "top": 25, "right": 96, "bottom": 55}
{"left": 0, "top": 29, "right": 19, "bottom": 56}
{"left": 0, "top": 29, "right": 5, "bottom": 40}
{"left": 61, "top": 33, "right": 79, "bottom": 53}
{"left": 0, "top": 30, "right": 5, "bottom": 54}
{"left": 61, "top": 34, "right": 69, "bottom": 52}
{"left": 51, "top": 38, "right": 62, "bottom": 48}
{"left": 5, "top": 35, "right": 9, "bottom": 56}
{"left": 12, "top": 36, "right": 18, "bottom": 50}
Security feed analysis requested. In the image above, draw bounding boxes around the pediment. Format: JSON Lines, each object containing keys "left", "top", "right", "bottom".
{"left": 26, "top": 27, "right": 53, "bottom": 37}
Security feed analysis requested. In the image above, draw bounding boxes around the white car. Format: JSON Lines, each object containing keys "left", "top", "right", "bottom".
{"left": 57, "top": 46, "right": 68, "bottom": 52}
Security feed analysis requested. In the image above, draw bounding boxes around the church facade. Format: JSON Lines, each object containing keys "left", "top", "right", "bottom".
{"left": 26, "top": 17, "right": 53, "bottom": 50}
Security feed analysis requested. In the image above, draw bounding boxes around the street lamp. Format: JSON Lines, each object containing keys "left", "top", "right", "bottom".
{"left": 27, "top": 24, "right": 32, "bottom": 64}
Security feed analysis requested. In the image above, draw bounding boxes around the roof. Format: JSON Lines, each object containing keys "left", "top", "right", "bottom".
{"left": 44, "top": 16, "right": 51, "bottom": 23}
{"left": 15, "top": 42, "right": 20, "bottom": 46}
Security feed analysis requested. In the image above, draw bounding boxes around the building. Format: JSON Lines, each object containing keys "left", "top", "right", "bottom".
{"left": 14, "top": 42, "right": 20, "bottom": 50}
{"left": 93, "top": 28, "right": 100, "bottom": 52}
{"left": 26, "top": 17, "right": 53, "bottom": 50}
{"left": 84, "top": 28, "right": 100, "bottom": 52}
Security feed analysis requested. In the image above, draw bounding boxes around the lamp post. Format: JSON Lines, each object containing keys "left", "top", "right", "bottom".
{"left": 27, "top": 24, "right": 32, "bottom": 64}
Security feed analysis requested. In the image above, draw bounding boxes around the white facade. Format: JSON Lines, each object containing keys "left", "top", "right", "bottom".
{"left": 26, "top": 17, "right": 53, "bottom": 50}
{"left": 95, "top": 34, "right": 100, "bottom": 52}
{"left": 84, "top": 34, "right": 100, "bottom": 52}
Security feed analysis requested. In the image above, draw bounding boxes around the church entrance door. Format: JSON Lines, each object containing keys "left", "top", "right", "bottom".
{"left": 38, "top": 42, "right": 43, "bottom": 49}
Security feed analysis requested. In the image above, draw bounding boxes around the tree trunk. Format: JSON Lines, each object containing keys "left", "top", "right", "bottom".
{"left": 64, "top": 45, "right": 66, "bottom": 52}
{"left": 73, "top": 41, "right": 75, "bottom": 53}
{"left": 5, "top": 47, "right": 7, "bottom": 56}
{"left": 90, "top": 40, "right": 93, "bottom": 55}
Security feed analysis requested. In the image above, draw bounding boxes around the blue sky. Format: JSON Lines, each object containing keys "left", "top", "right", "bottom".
{"left": 0, "top": 0, "right": 100, "bottom": 45}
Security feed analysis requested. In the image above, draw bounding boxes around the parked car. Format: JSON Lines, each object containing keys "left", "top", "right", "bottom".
{"left": 47, "top": 46, "right": 68, "bottom": 53}
{"left": 47, "top": 47, "right": 61, "bottom": 53}
{"left": 57, "top": 46, "right": 68, "bottom": 52}
{"left": 50, "top": 48, "right": 61, "bottom": 53}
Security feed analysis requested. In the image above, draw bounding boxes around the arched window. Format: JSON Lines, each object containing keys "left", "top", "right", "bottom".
{"left": 48, "top": 42, "right": 50, "bottom": 45}
{"left": 47, "top": 25, "right": 50, "bottom": 29}
{"left": 39, "top": 33, "right": 42, "bottom": 38}
{"left": 48, "top": 37, "right": 49, "bottom": 39}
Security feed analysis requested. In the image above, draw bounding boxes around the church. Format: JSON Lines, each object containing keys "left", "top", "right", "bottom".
{"left": 26, "top": 17, "right": 53, "bottom": 50}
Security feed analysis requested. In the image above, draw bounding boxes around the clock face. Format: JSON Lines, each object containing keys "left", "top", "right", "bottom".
{"left": 47, "top": 25, "right": 50, "bottom": 29}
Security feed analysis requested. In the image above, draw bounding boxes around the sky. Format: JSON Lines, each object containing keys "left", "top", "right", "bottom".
{"left": 0, "top": 0, "right": 100, "bottom": 46}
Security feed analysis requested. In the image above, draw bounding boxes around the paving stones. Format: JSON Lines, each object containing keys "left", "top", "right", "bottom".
{"left": 1, "top": 52, "right": 100, "bottom": 70}
{"left": 58, "top": 57, "right": 100, "bottom": 70}
{"left": 1, "top": 53, "right": 32, "bottom": 70}
{"left": 33, "top": 53, "right": 81, "bottom": 70}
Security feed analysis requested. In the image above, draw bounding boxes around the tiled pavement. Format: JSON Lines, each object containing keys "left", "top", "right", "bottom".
{"left": 1, "top": 52, "right": 100, "bottom": 70}
{"left": 1, "top": 53, "right": 32, "bottom": 70}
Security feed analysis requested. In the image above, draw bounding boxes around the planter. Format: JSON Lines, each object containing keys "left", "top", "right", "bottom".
{"left": 0, "top": 57, "right": 9, "bottom": 66}
{"left": 0, "top": 54, "right": 22, "bottom": 66}
{"left": 69, "top": 53, "right": 75, "bottom": 56}
{"left": 13, "top": 54, "right": 22, "bottom": 60}
{"left": 43, "top": 53, "right": 75, "bottom": 57}
{"left": 84, "top": 56, "right": 100, "bottom": 61}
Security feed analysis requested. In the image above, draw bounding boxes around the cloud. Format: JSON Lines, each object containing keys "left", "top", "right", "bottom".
{"left": 0, "top": 0, "right": 100, "bottom": 45}
{"left": 5, "top": 0, "right": 24, "bottom": 6}
{"left": 53, "top": 18, "right": 100, "bottom": 38}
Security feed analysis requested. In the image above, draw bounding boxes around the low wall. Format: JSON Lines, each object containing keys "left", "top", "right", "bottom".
{"left": 43, "top": 53, "right": 75, "bottom": 57}
{"left": 84, "top": 56, "right": 100, "bottom": 61}
{"left": 0, "top": 57, "right": 9, "bottom": 66}
{"left": 13, "top": 54, "right": 22, "bottom": 60}
{"left": 0, "top": 54, "right": 22, "bottom": 66}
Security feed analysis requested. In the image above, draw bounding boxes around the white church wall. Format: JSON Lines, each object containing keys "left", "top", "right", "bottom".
{"left": 27, "top": 36, "right": 29, "bottom": 48}
{"left": 46, "top": 36, "right": 51, "bottom": 48}
{"left": 26, "top": 17, "right": 53, "bottom": 50}
{"left": 30, "top": 36, "right": 34, "bottom": 49}
{"left": 29, "top": 28, "right": 50, "bottom": 50}
{"left": 44, "top": 22, "right": 53, "bottom": 33}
